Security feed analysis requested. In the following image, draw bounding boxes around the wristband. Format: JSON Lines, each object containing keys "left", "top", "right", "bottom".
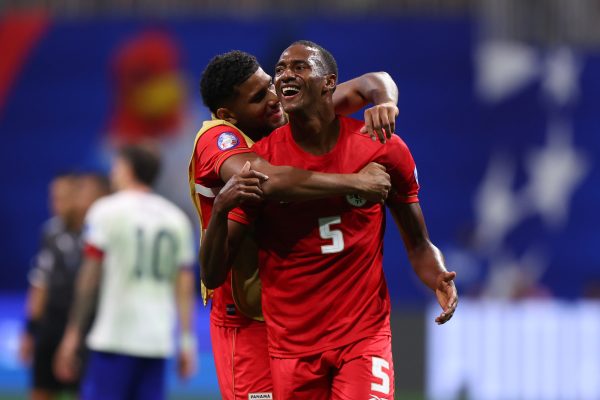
{"left": 180, "top": 332, "right": 197, "bottom": 352}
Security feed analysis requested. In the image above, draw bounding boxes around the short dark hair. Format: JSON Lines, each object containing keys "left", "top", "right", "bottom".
{"left": 291, "top": 40, "right": 338, "bottom": 78}
{"left": 200, "top": 50, "right": 260, "bottom": 113}
{"left": 80, "top": 172, "right": 111, "bottom": 195}
{"left": 118, "top": 145, "right": 161, "bottom": 186}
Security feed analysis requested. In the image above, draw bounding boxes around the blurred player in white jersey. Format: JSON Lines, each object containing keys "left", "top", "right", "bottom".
{"left": 54, "top": 146, "right": 197, "bottom": 400}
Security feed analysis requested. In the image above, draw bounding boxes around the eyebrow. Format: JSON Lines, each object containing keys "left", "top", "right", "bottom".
{"left": 248, "top": 79, "right": 271, "bottom": 101}
{"left": 277, "top": 59, "right": 309, "bottom": 67}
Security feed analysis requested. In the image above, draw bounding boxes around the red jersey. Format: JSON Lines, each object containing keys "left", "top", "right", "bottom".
{"left": 230, "top": 116, "right": 419, "bottom": 357}
{"left": 189, "top": 120, "right": 256, "bottom": 327}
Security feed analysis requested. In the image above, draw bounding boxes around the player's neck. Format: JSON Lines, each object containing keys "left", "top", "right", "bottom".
{"left": 122, "top": 181, "right": 152, "bottom": 193}
{"left": 288, "top": 105, "right": 338, "bottom": 156}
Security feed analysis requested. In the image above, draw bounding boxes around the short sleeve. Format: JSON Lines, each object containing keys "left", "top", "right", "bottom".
{"left": 194, "top": 126, "right": 254, "bottom": 181}
{"left": 177, "top": 215, "right": 196, "bottom": 269}
{"left": 28, "top": 221, "right": 59, "bottom": 287}
{"left": 83, "top": 201, "right": 108, "bottom": 250}
{"left": 28, "top": 249, "right": 53, "bottom": 287}
{"left": 375, "top": 135, "right": 420, "bottom": 206}
{"left": 228, "top": 202, "right": 260, "bottom": 226}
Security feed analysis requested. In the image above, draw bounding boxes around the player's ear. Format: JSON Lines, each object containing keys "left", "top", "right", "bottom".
{"left": 216, "top": 108, "right": 238, "bottom": 125}
{"left": 324, "top": 74, "right": 337, "bottom": 93}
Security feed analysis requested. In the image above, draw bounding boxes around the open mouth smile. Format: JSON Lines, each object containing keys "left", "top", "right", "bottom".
{"left": 280, "top": 85, "right": 301, "bottom": 99}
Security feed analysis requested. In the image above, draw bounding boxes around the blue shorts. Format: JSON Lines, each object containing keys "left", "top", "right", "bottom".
{"left": 81, "top": 350, "right": 166, "bottom": 400}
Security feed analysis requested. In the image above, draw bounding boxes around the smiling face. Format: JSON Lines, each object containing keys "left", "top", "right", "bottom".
{"left": 225, "top": 67, "right": 287, "bottom": 139}
{"left": 274, "top": 44, "right": 336, "bottom": 114}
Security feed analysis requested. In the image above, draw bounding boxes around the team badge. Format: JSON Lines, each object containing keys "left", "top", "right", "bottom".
{"left": 217, "top": 132, "right": 239, "bottom": 150}
{"left": 248, "top": 393, "right": 273, "bottom": 400}
{"left": 346, "top": 194, "right": 367, "bottom": 207}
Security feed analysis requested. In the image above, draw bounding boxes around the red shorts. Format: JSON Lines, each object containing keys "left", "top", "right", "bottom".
{"left": 270, "top": 335, "right": 394, "bottom": 400}
{"left": 210, "top": 320, "right": 274, "bottom": 400}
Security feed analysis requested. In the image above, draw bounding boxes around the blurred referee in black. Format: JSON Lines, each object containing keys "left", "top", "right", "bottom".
{"left": 19, "top": 172, "right": 109, "bottom": 400}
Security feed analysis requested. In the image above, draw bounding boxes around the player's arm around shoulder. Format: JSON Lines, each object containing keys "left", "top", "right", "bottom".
{"left": 388, "top": 201, "right": 458, "bottom": 325}
{"left": 334, "top": 72, "right": 399, "bottom": 143}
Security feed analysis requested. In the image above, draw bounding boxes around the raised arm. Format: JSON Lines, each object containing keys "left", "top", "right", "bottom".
{"left": 334, "top": 72, "right": 399, "bottom": 143}
{"left": 389, "top": 202, "right": 458, "bottom": 324}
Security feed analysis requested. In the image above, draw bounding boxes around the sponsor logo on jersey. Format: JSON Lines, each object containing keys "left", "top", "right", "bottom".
{"left": 248, "top": 393, "right": 273, "bottom": 399}
{"left": 217, "top": 132, "right": 239, "bottom": 150}
{"left": 346, "top": 194, "right": 367, "bottom": 207}
{"left": 369, "top": 395, "right": 385, "bottom": 400}
{"left": 226, "top": 304, "right": 236, "bottom": 315}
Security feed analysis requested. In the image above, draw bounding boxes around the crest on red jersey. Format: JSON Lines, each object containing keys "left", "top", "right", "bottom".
{"left": 346, "top": 194, "right": 367, "bottom": 207}
{"left": 217, "top": 132, "right": 239, "bottom": 150}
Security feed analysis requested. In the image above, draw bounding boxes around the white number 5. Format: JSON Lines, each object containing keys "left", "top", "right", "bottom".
{"left": 371, "top": 356, "right": 390, "bottom": 394}
{"left": 318, "top": 216, "right": 344, "bottom": 254}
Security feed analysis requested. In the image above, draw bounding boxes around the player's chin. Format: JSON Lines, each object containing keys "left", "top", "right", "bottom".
{"left": 267, "top": 115, "right": 287, "bottom": 130}
{"left": 280, "top": 100, "right": 301, "bottom": 114}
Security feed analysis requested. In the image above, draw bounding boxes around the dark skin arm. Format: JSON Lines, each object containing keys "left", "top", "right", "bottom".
{"left": 54, "top": 256, "right": 101, "bottom": 382}
{"left": 201, "top": 72, "right": 399, "bottom": 287}
{"left": 388, "top": 202, "right": 458, "bottom": 324}
{"left": 216, "top": 72, "right": 399, "bottom": 202}
{"left": 201, "top": 162, "right": 389, "bottom": 288}
{"left": 218, "top": 153, "right": 390, "bottom": 204}
{"left": 201, "top": 162, "right": 263, "bottom": 288}
{"left": 333, "top": 72, "right": 399, "bottom": 143}
{"left": 201, "top": 210, "right": 251, "bottom": 290}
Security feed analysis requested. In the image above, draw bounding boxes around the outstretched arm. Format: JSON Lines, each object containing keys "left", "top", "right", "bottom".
{"left": 334, "top": 72, "right": 399, "bottom": 143}
{"left": 389, "top": 202, "right": 458, "bottom": 324}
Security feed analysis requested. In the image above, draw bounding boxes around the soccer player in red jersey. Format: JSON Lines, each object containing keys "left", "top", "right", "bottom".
{"left": 202, "top": 41, "right": 459, "bottom": 400}
{"left": 191, "top": 50, "right": 400, "bottom": 400}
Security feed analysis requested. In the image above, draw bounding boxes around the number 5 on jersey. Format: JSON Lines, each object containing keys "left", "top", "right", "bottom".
{"left": 319, "top": 216, "right": 344, "bottom": 254}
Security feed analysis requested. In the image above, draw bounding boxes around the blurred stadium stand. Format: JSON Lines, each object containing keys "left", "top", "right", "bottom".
{"left": 0, "top": 0, "right": 598, "bottom": 399}
{"left": 0, "top": 0, "right": 474, "bottom": 15}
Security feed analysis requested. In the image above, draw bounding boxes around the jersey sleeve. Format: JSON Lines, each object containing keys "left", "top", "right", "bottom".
{"left": 228, "top": 206, "right": 254, "bottom": 226}
{"left": 194, "top": 125, "right": 254, "bottom": 181}
{"left": 27, "top": 227, "right": 51, "bottom": 287}
{"left": 83, "top": 201, "right": 109, "bottom": 251}
{"left": 377, "top": 135, "right": 420, "bottom": 206}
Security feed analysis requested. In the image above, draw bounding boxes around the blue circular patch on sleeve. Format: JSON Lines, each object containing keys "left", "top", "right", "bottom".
{"left": 217, "top": 132, "right": 240, "bottom": 150}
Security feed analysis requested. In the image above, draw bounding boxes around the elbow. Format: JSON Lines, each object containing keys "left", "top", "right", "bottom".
{"left": 200, "top": 262, "right": 229, "bottom": 289}
{"left": 201, "top": 274, "right": 225, "bottom": 290}
{"left": 373, "top": 71, "right": 392, "bottom": 80}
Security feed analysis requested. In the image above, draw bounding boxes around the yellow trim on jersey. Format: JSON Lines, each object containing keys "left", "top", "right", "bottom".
{"left": 188, "top": 118, "right": 263, "bottom": 322}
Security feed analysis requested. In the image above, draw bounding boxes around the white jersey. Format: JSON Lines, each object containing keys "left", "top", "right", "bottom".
{"left": 83, "top": 190, "right": 195, "bottom": 357}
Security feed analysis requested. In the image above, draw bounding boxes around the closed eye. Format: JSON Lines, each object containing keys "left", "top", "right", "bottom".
{"left": 250, "top": 89, "right": 267, "bottom": 103}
